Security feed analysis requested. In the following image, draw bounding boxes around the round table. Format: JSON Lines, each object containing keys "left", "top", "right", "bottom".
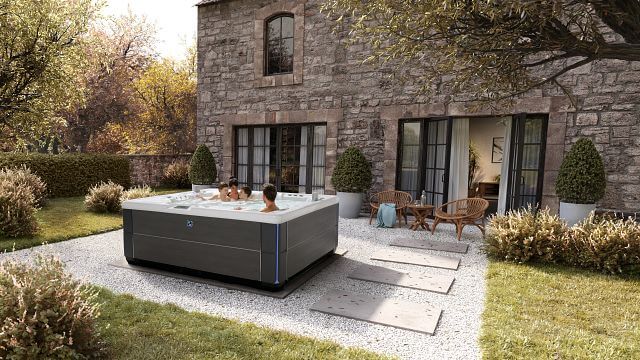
{"left": 407, "top": 204, "right": 434, "bottom": 231}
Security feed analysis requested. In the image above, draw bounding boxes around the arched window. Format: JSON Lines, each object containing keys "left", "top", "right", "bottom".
{"left": 265, "top": 14, "right": 294, "bottom": 75}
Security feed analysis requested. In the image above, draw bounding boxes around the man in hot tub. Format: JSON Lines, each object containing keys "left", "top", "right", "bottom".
{"left": 260, "top": 183, "right": 279, "bottom": 213}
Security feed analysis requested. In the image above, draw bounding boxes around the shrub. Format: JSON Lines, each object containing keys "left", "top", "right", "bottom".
{"left": 189, "top": 144, "right": 217, "bottom": 185}
{"left": 0, "top": 165, "right": 48, "bottom": 207}
{"left": 0, "top": 153, "right": 130, "bottom": 197}
{"left": 0, "top": 179, "right": 39, "bottom": 237}
{"left": 85, "top": 181, "right": 124, "bottom": 213}
{"left": 162, "top": 160, "right": 191, "bottom": 189}
{"left": 555, "top": 138, "right": 606, "bottom": 204}
{"left": 0, "top": 256, "right": 104, "bottom": 359}
{"left": 484, "top": 206, "right": 568, "bottom": 263}
{"left": 564, "top": 214, "right": 640, "bottom": 274}
{"left": 331, "top": 146, "right": 372, "bottom": 192}
{"left": 122, "top": 184, "right": 155, "bottom": 201}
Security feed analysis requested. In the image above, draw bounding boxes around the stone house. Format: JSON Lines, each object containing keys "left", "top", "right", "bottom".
{"left": 196, "top": 0, "right": 640, "bottom": 214}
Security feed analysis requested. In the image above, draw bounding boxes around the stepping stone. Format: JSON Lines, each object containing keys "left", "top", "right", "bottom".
{"left": 390, "top": 237, "right": 468, "bottom": 254}
{"left": 310, "top": 289, "right": 442, "bottom": 335}
{"left": 348, "top": 264, "right": 455, "bottom": 294}
{"left": 371, "top": 249, "right": 460, "bottom": 270}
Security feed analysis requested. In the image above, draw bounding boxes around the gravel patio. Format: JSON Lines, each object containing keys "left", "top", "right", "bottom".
{"left": 0, "top": 218, "right": 488, "bottom": 360}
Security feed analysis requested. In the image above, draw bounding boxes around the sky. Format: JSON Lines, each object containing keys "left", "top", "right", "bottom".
{"left": 103, "top": 0, "right": 197, "bottom": 59}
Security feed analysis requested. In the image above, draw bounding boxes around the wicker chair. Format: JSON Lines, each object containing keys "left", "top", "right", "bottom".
{"left": 431, "top": 198, "right": 489, "bottom": 240}
{"left": 368, "top": 190, "right": 413, "bottom": 226}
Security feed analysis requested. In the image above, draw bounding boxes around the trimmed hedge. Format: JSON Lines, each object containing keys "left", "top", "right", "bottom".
{"left": 0, "top": 153, "right": 130, "bottom": 197}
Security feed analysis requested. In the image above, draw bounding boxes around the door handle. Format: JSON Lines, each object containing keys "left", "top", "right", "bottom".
{"left": 442, "top": 174, "right": 445, "bottom": 182}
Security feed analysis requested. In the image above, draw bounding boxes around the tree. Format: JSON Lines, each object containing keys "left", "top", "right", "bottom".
{"left": 128, "top": 56, "right": 197, "bottom": 154}
{"left": 63, "top": 11, "right": 157, "bottom": 151}
{"left": 0, "top": 0, "right": 99, "bottom": 145}
{"left": 321, "top": 1, "right": 640, "bottom": 101}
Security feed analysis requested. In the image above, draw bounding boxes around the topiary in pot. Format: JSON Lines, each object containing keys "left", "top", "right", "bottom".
{"left": 331, "top": 147, "right": 372, "bottom": 218}
{"left": 555, "top": 138, "right": 606, "bottom": 226}
{"left": 189, "top": 144, "right": 217, "bottom": 192}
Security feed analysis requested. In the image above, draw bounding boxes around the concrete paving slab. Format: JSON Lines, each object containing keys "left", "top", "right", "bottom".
{"left": 390, "top": 237, "right": 468, "bottom": 254}
{"left": 371, "top": 249, "right": 460, "bottom": 270}
{"left": 310, "top": 289, "right": 442, "bottom": 335}
{"left": 348, "top": 264, "right": 455, "bottom": 294}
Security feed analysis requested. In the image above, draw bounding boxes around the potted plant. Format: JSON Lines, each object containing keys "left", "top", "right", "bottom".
{"left": 555, "top": 138, "right": 606, "bottom": 226}
{"left": 331, "top": 146, "right": 373, "bottom": 218}
{"left": 189, "top": 144, "right": 217, "bottom": 193}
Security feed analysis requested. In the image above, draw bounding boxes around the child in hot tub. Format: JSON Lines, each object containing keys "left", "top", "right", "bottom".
{"left": 238, "top": 186, "right": 253, "bottom": 200}
{"left": 260, "top": 183, "right": 279, "bottom": 213}
{"left": 198, "top": 182, "right": 231, "bottom": 202}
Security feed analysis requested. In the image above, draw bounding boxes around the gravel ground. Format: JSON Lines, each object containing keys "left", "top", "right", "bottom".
{"left": 0, "top": 218, "right": 488, "bottom": 360}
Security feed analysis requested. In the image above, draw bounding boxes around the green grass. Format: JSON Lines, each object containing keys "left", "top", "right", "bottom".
{"left": 97, "top": 288, "right": 391, "bottom": 360}
{"left": 481, "top": 261, "right": 640, "bottom": 359}
{"left": 0, "top": 189, "right": 183, "bottom": 253}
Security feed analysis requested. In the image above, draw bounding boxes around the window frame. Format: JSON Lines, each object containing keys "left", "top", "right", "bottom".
{"left": 234, "top": 123, "right": 327, "bottom": 194}
{"left": 264, "top": 13, "right": 294, "bottom": 76}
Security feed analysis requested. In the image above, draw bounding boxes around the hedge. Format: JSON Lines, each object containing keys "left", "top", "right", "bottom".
{"left": 0, "top": 153, "right": 130, "bottom": 198}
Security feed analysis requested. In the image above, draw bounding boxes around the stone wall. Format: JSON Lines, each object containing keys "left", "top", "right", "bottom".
{"left": 197, "top": 0, "right": 640, "bottom": 212}
{"left": 127, "top": 154, "right": 192, "bottom": 187}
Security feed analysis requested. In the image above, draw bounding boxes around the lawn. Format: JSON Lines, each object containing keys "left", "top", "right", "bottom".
{"left": 0, "top": 189, "right": 183, "bottom": 253}
{"left": 481, "top": 261, "right": 640, "bottom": 359}
{"left": 97, "top": 288, "right": 390, "bottom": 360}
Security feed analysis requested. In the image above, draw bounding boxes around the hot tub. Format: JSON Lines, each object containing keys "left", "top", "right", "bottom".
{"left": 122, "top": 191, "right": 338, "bottom": 288}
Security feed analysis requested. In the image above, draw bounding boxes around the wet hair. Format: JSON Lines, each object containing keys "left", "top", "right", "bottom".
{"left": 241, "top": 186, "right": 252, "bottom": 197}
{"left": 229, "top": 177, "right": 239, "bottom": 188}
{"left": 218, "top": 182, "right": 228, "bottom": 191}
{"left": 262, "top": 183, "right": 277, "bottom": 202}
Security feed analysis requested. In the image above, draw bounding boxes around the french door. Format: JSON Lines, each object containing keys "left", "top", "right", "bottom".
{"left": 235, "top": 124, "right": 326, "bottom": 194}
{"left": 505, "top": 114, "right": 548, "bottom": 210}
{"left": 397, "top": 117, "right": 452, "bottom": 207}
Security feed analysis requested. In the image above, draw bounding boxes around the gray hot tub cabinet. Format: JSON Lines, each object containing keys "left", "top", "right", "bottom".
{"left": 123, "top": 204, "right": 338, "bottom": 288}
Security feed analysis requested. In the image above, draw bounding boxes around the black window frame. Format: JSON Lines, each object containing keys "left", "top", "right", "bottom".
{"left": 234, "top": 123, "right": 326, "bottom": 194}
{"left": 264, "top": 13, "right": 294, "bottom": 76}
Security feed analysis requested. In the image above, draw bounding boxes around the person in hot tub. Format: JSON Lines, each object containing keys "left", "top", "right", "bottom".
{"left": 198, "top": 182, "right": 231, "bottom": 202}
{"left": 260, "top": 183, "right": 279, "bottom": 213}
{"left": 228, "top": 177, "right": 240, "bottom": 200}
{"left": 238, "top": 186, "right": 252, "bottom": 200}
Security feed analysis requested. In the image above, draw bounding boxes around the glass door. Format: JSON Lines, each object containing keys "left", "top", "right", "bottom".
{"left": 506, "top": 114, "right": 548, "bottom": 210}
{"left": 397, "top": 118, "right": 452, "bottom": 207}
{"left": 422, "top": 118, "right": 452, "bottom": 207}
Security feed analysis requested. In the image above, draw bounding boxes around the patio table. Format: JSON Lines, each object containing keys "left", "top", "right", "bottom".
{"left": 407, "top": 204, "right": 434, "bottom": 231}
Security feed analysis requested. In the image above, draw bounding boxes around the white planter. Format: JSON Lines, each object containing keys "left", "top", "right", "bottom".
{"left": 192, "top": 184, "right": 213, "bottom": 193}
{"left": 559, "top": 202, "right": 596, "bottom": 226}
{"left": 337, "top": 192, "right": 363, "bottom": 219}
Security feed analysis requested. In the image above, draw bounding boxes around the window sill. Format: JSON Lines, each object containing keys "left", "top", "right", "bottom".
{"left": 255, "top": 73, "right": 301, "bottom": 88}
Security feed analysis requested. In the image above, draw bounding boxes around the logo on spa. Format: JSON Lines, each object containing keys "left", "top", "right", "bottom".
{"left": 186, "top": 220, "right": 194, "bottom": 229}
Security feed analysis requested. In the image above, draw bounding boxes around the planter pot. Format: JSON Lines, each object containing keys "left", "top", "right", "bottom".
{"left": 337, "top": 192, "right": 364, "bottom": 218}
{"left": 559, "top": 202, "right": 596, "bottom": 226}
{"left": 192, "top": 184, "right": 213, "bottom": 193}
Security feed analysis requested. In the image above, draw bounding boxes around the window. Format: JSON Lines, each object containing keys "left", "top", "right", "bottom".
{"left": 265, "top": 14, "right": 294, "bottom": 75}
{"left": 235, "top": 124, "right": 326, "bottom": 194}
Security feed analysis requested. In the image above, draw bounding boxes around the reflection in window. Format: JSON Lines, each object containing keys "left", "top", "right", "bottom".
{"left": 265, "top": 14, "right": 294, "bottom": 75}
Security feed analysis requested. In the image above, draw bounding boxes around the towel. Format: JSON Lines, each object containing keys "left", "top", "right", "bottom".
{"left": 376, "top": 203, "right": 397, "bottom": 228}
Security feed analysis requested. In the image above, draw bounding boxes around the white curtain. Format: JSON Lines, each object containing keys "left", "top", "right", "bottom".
{"left": 448, "top": 118, "right": 469, "bottom": 202}
{"left": 498, "top": 118, "right": 512, "bottom": 214}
